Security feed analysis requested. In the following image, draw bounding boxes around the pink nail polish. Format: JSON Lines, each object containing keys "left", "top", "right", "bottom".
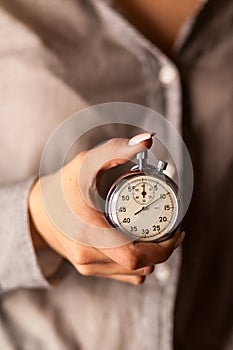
{"left": 128, "top": 132, "right": 156, "bottom": 146}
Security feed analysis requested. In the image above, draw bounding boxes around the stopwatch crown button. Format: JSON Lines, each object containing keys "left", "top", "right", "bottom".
{"left": 136, "top": 150, "right": 148, "bottom": 160}
{"left": 157, "top": 160, "right": 168, "bottom": 172}
{"left": 136, "top": 150, "right": 148, "bottom": 171}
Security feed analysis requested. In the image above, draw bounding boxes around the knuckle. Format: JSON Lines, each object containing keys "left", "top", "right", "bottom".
{"left": 106, "top": 138, "right": 119, "bottom": 149}
{"left": 76, "top": 150, "right": 89, "bottom": 163}
{"left": 76, "top": 265, "right": 93, "bottom": 277}
{"left": 141, "top": 266, "right": 154, "bottom": 275}
{"left": 71, "top": 248, "right": 90, "bottom": 265}
{"left": 133, "top": 276, "right": 145, "bottom": 285}
{"left": 124, "top": 253, "right": 141, "bottom": 271}
{"left": 105, "top": 138, "right": 127, "bottom": 154}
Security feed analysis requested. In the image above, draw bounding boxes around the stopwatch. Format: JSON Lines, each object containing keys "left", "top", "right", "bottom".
{"left": 105, "top": 150, "right": 181, "bottom": 242}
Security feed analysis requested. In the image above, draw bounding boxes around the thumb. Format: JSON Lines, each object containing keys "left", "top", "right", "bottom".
{"left": 84, "top": 132, "right": 155, "bottom": 175}
{"left": 77, "top": 132, "right": 155, "bottom": 210}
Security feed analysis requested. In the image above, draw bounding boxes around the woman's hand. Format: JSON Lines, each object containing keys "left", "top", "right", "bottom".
{"left": 29, "top": 133, "right": 185, "bottom": 285}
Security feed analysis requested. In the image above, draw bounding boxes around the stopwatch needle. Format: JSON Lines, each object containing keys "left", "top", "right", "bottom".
{"left": 134, "top": 197, "right": 161, "bottom": 215}
{"left": 134, "top": 206, "right": 146, "bottom": 215}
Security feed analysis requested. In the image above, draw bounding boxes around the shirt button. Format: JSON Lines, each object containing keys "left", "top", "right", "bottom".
{"left": 154, "top": 263, "right": 171, "bottom": 285}
{"left": 158, "top": 65, "right": 177, "bottom": 85}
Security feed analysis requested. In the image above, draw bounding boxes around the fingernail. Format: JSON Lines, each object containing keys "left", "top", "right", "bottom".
{"left": 174, "top": 231, "right": 185, "bottom": 249}
{"left": 128, "top": 132, "right": 156, "bottom": 146}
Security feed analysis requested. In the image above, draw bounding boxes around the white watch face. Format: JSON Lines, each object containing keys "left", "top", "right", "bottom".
{"left": 107, "top": 174, "right": 179, "bottom": 242}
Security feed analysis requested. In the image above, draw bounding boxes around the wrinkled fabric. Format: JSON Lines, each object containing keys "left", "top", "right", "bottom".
{"left": 0, "top": 0, "right": 232, "bottom": 349}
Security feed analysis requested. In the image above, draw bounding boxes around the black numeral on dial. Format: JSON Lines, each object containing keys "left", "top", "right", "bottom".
{"left": 119, "top": 206, "right": 126, "bottom": 212}
{"left": 159, "top": 216, "right": 167, "bottom": 222}
{"left": 141, "top": 229, "right": 149, "bottom": 234}
{"left": 123, "top": 217, "right": 130, "bottom": 223}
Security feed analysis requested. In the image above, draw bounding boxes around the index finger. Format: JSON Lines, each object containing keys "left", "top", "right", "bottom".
{"left": 99, "top": 231, "right": 184, "bottom": 270}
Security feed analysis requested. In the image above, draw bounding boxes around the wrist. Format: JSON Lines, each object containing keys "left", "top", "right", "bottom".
{"left": 28, "top": 179, "right": 50, "bottom": 251}
{"left": 29, "top": 215, "right": 48, "bottom": 251}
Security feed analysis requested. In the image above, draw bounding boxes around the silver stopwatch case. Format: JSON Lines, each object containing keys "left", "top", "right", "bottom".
{"left": 105, "top": 151, "right": 181, "bottom": 243}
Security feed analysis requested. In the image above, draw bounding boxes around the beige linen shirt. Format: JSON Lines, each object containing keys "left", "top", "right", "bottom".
{"left": 0, "top": 1, "right": 182, "bottom": 349}
{"left": 0, "top": 1, "right": 232, "bottom": 350}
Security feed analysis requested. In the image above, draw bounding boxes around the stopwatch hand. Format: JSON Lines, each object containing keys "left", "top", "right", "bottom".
{"left": 134, "top": 197, "right": 161, "bottom": 215}
{"left": 143, "top": 196, "right": 161, "bottom": 210}
{"left": 134, "top": 207, "right": 145, "bottom": 215}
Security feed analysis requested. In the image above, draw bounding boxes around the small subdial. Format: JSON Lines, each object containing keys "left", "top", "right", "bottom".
{"left": 133, "top": 181, "right": 155, "bottom": 205}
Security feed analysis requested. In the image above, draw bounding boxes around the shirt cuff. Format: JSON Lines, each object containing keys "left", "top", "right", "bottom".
{"left": 0, "top": 177, "right": 64, "bottom": 293}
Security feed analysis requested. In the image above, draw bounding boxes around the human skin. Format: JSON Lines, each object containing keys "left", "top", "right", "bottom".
{"left": 29, "top": 133, "right": 185, "bottom": 285}
{"left": 115, "top": 0, "right": 201, "bottom": 53}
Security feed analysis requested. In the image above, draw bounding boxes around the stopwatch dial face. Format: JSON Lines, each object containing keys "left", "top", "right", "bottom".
{"left": 110, "top": 175, "right": 179, "bottom": 241}
{"left": 133, "top": 182, "right": 154, "bottom": 205}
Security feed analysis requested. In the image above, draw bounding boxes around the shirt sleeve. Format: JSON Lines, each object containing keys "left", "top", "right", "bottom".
{"left": 0, "top": 177, "right": 63, "bottom": 294}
